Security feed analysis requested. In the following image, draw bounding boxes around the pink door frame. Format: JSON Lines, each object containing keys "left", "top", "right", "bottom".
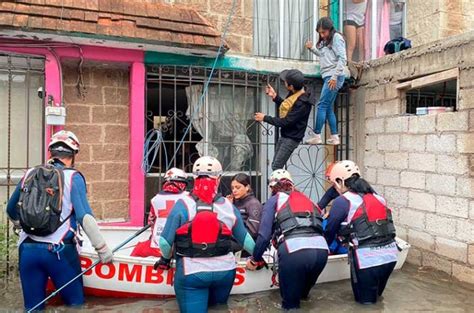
{"left": 0, "top": 43, "right": 146, "bottom": 226}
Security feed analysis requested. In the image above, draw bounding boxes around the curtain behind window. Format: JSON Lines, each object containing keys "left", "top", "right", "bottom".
{"left": 254, "top": 0, "right": 316, "bottom": 60}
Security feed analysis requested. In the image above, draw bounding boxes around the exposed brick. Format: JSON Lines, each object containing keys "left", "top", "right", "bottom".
{"left": 64, "top": 85, "right": 102, "bottom": 105}
{"left": 469, "top": 244, "right": 474, "bottom": 266}
{"left": 67, "top": 124, "right": 103, "bottom": 144}
{"left": 436, "top": 195, "right": 469, "bottom": 218}
{"left": 375, "top": 99, "right": 400, "bottom": 117}
{"left": 408, "top": 115, "right": 436, "bottom": 134}
{"left": 365, "top": 135, "right": 377, "bottom": 151}
{"left": 458, "top": 88, "right": 474, "bottom": 110}
{"left": 436, "top": 155, "right": 468, "bottom": 175}
{"left": 377, "top": 134, "right": 400, "bottom": 151}
{"left": 400, "top": 135, "right": 426, "bottom": 152}
{"left": 426, "top": 174, "right": 456, "bottom": 196}
{"left": 455, "top": 177, "right": 473, "bottom": 198}
{"left": 408, "top": 229, "right": 435, "bottom": 251}
{"left": 103, "top": 87, "right": 129, "bottom": 106}
{"left": 365, "top": 102, "right": 376, "bottom": 118}
{"left": 457, "top": 133, "right": 474, "bottom": 153}
{"left": 91, "top": 106, "right": 129, "bottom": 124}
{"left": 104, "top": 125, "right": 129, "bottom": 144}
{"left": 364, "top": 151, "right": 384, "bottom": 168}
{"left": 376, "top": 169, "right": 400, "bottom": 186}
{"left": 409, "top": 153, "right": 436, "bottom": 172}
{"left": 365, "top": 86, "right": 385, "bottom": 103}
{"left": 66, "top": 104, "right": 91, "bottom": 124}
{"left": 426, "top": 134, "right": 457, "bottom": 154}
{"left": 401, "top": 171, "right": 426, "bottom": 189}
{"left": 452, "top": 263, "right": 474, "bottom": 284}
{"left": 426, "top": 214, "right": 456, "bottom": 238}
{"left": 91, "top": 144, "right": 129, "bottom": 162}
{"left": 384, "top": 83, "right": 399, "bottom": 100}
{"left": 435, "top": 237, "right": 467, "bottom": 262}
{"left": 395, "top": 225, "right": 408, "bottom": 241}
{"left": 366, "top": 118, "right": 384, "bottom": 134}
{"left": 408, "top": 191, "right": 436, "bottom": 212}
{"left": 364, "top": 167, "right": 377, "bottom": 184}
{"left": 91, "top": 181, "right": 128, "bottom": 201}
{"left": 385, "top": 116, "right": 409, "bottom": 133}
{"left": 102, "top": 200, "right": 129, "bottom": 220}
{"left": 384, "top": 186, "right": 408, "bottom": 208}
{"left": 471, "top": 201, "right": 474, "bottom": 219}
{"left": 455, "top": 219, "right": 473, "bottom": 243}
{"left": 399, "top": 209, "right": 425, "bottom": 230}
{"left": 436, "top": 111, "right": 469, "bottom": 132}
{"left": 422, "top": 251, "right": 453, "bottom": 275}
{"left": 104, "top": 163, "right": 129, "bottom": 181}
{"left": 75, "top": 144, "right": 91, "bottom": 162}
{"left": 385, "top": 152, "right": 409, "bottom": 170}
{"left": 77, "top": 163, "right": 103, "bottom": 182}
{"left": 91, "top": 67, "right": 128, "bottom": 87}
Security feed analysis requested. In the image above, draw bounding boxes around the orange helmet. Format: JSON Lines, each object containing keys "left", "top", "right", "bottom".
{"left": 326, "top": 160, "right": 360, "bottom": 185}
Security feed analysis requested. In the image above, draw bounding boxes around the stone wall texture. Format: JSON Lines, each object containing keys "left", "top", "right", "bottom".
{"left": 354, "top": 32, "right": 474, "bottom": 284}
{"left": 63, "top": 62, "right": 130, "bottom": 221}
{"left": 407, "top": 0, "right": 474, "bottom": 47}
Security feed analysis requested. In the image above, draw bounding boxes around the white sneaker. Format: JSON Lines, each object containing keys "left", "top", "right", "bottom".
{"left": 305, "top": 134, "right": 322, "bottom": 145}
{"left": 327, "top": 134, "right": 340, "bottom": 145}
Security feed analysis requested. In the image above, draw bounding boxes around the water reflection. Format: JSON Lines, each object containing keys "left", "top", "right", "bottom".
{"left": 1, "top": 264, "right": 473, "bottom": 312}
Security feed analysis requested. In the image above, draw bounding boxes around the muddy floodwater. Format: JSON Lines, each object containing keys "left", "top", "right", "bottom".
{"left": 1, "top": 264, "right": 473, "bottom": 312}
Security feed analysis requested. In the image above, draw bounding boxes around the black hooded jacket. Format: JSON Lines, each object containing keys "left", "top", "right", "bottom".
{"left": 263, "top": 90, "right": 313, "bottom": 142}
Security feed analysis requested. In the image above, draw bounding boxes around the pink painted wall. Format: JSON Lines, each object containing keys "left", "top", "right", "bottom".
{"left": 0, "top": 42, "right": 146, "bottom": 226}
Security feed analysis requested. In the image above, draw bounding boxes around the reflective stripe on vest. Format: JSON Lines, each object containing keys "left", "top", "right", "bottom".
{"left": 150, "top": 191, "right": 193, "bottom": 248}
{"left": 181, "top": 197, "right": 237, "bottom": 275}
{"left": 19, "top": 169, "right": 76, "bottom": 245}
{"left": 342, "top": 192, "right": 398, "bottom": 269}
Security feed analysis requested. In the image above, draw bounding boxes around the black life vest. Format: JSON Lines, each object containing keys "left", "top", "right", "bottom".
{"left": 340, "top": 194, "right": 396, "bottom": 247}
{"left": 175, "top": 195, "right": 233, "bottom": 258}
{"left": 274, "top": 191, "right": 323, "bottom": 244}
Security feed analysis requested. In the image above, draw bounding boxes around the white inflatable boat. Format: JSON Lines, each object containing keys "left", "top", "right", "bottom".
{"left": 79, "top": 226, "right": 410, "bottom": 298}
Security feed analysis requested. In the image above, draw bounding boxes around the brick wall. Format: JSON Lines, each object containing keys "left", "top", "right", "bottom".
{"left": 354, "top": 32, "right": 474, "bottom": 284}
{"left": 63, "top": 62, "right": 130, "bottom": 221}
{"left": 168, "top": 0, "right": 253, "bottom": 54}
{"left": 407, "top": 0, "right": 474, "bottom": 47}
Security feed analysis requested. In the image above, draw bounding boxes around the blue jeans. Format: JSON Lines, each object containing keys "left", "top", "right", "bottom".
{"left": 314, "top": 76, "right": 345, "bottom": 135}
{"left": 19, "top": 242, "right": 84, "bottom": 310}
{"left": 174, "top": 261, "right": 236, "bottom": 313}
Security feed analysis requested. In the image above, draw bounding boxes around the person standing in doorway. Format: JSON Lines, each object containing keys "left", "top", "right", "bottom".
{"left": 305, "top": 17, "right": 347, "bottom": 146}
{"left": 343, "top": 0, "right": 368, "bottom": 62}
{"left": 255, "top": 69, "right": 313, "bottom": 170}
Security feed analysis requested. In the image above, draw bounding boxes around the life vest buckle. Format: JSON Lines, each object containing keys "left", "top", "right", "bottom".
{"left": 200, "top": 242, "right": 208, "bottom": 250}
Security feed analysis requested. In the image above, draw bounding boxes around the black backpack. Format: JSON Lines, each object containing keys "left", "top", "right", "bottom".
{"left": 17, "top": 164, "right": 71, "bottom": 236}
{"left": 384, "top": 37, "right": 412, "bottom": 55}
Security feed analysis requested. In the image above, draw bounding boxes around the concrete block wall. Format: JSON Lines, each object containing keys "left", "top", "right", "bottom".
{"left": 355, "top": 32, "right": 474, "bottom": 284}
{"left": 63, "top": 62, "right": 130, "bottom": 221}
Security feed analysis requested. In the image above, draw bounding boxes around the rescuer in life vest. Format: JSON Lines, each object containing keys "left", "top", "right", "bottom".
{"left": 156, "top": 156, "right": 255, "bottom": 313}
{"left": 246, "top": 169, "right": 329, "bottom": 310}
{"left": 131, "top": 167, "right": 194, "bottom": 258}
{"left": 324, "top": 160, "right": 398, "bottom": 304}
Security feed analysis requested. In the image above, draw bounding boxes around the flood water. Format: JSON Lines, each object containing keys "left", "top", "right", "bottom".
{"left": 1, "top": 264, "right": 473, "bottom": 312}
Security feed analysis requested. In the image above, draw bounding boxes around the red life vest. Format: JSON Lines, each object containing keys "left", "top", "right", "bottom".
{"left": 340, "top": 193, "right": 396, "bottom": 247}
{"left": 275, "top": 191, "right": 323, "bottom": 244}
{"left": 175, "top": 195, "right": 233, "bottom": 258}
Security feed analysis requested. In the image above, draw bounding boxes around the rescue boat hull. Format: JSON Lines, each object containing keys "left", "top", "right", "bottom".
{"left": 80, "top": 226, "right": 410, "bottom": 298}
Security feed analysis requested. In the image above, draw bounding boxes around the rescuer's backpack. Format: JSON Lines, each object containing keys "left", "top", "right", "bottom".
{"left": 17, "top": 165, "right": 71, "bottom": 236}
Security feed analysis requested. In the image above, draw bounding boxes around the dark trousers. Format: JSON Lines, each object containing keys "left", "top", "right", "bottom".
{"left": 19, "top": 243, "right": 84, "bottom": 310}
{"left": 272, "top": 137, "right": 300, "bottom": 170}
{"left": 350, "top": 250, "right": 396, "bottom": 304}
{"left": 278, "top": 247, "right": 328, "bottom": 310}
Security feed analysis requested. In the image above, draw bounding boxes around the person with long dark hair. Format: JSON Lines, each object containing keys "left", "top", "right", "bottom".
{"left": 246, "top": 169, "right": 328, "bottom": 310}
{"left": 324, "top": 160, "right": 398, "bottom": 304}
{"left": 226, "top": 173, "right": 262, "bottom": 241}
{"left": 305, "top": 17, "right": 347, "bottom": 145}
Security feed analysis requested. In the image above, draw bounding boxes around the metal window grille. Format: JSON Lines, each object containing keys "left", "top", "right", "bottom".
{"left": 0, "top": 53, "right": 45, "bottom": 280}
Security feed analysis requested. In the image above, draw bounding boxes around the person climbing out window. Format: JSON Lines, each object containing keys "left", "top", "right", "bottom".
{"left": 305, "top": 17, "right": 347, "bottom": 146}
{"left": 254, "top": 69, "right": 313, "bottom": 170}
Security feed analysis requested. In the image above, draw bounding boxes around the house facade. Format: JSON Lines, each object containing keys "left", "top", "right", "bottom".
{"left": 0, "top": 0, "right": 472, "bottom": 283}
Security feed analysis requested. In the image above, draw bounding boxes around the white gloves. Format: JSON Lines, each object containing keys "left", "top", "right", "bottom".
{"left": 82, "top": 214, "right": 113, "bottom": 264}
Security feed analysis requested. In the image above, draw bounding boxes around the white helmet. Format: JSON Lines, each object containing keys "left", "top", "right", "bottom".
{"left": 325, "top": 160, "right": 360, "bottom": 185}
{"left": 268, "top": 169, "right": 293, "bottom": 187}
{"left": 192, "top": 156, "right": 223, "bottom": 178}
{"left": 164, "top": 168, "right": 187, "bottom": 183}
{"left": 49, "top": 130, "right": 80, "bottom": 154}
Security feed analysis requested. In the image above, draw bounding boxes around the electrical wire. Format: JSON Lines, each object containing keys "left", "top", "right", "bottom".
{"left": 142, "top": 128, "right": 168, "bottom": 174}
{"left": 165, "top": 0, "right": 238, "bottom": 171}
